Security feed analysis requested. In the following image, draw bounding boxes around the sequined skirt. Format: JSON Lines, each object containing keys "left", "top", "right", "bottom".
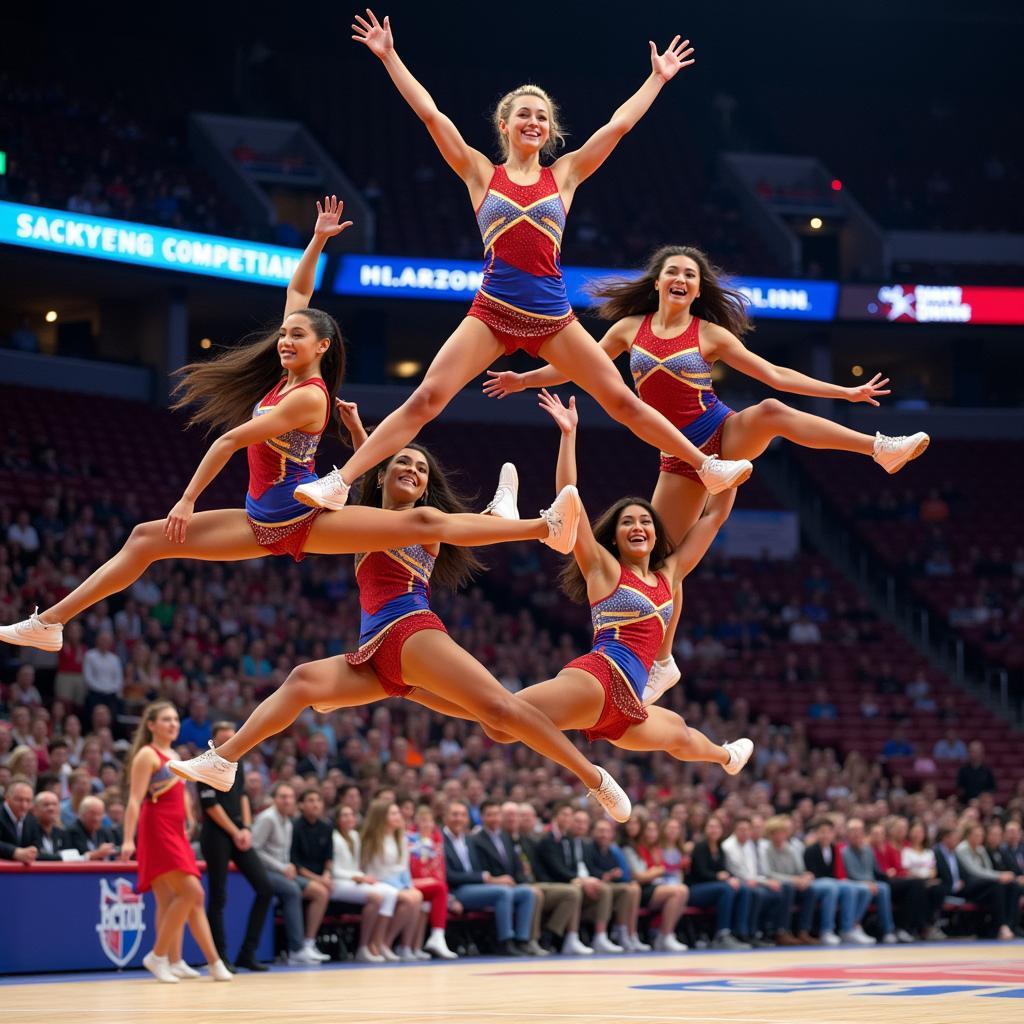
{"left": 246, "top": 508, "right": 322, "bottom": 562}
{"left": 345, "top": 611, "right": 447, "bottom": 697}
{"left": 467, "top": 290, "right": 576, "bottom": 358}
{"left": 567, "top": 652, "right": 649, "bottom": 742}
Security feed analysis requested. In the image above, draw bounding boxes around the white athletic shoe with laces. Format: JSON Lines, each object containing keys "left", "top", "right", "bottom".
{"left": 483, "top": 463, "right": 520, "bottom": 520}
{"left": 143, "top": 951, "right": 179, "bottom": 983}
{"left": 642, "top": 656, "right": 682, "bottom": 706}
{"left": 587, "top": 766, "right": 631, "bottom": 823}
{"left": 560, "top": 933, "right": 593, "bottom": 956}
{"left": 294, "top": 466, "right": 351, "bottom": 510}
{"left": 591, "top": 932, "right": 624, "bottom": 954}
{"left": 0, "top": 607, "right": 63, "bottom": 652}
{"left": 722, "top": 738, "right": 754, "bottom": 776}
{"left": 697, "top": 455, "right": 753, "bottom": 494}
{"left": 169, "top": 742, "right": 237, "bottom": 793}
{"left": 872, "top": 431, "right": 930, "bottom": 474}
{"left": 539, "top": 485, "right": 582, "bottom": 554}
{"left": 170, "top": 960, "right": 201, "bottom": 979}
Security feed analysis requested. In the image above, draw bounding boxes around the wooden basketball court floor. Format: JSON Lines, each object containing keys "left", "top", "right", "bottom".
{"left": 4, "top": 942, "right": 1023, "bottom": 1024}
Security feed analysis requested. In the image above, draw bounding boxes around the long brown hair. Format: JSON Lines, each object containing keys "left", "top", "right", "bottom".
{"left": 360, "top": 797, "right": 405, "bottom": 869}
{"left": 493, "top": 84, "right": 566, "bottom": 160}
{"left": 124, "top": 701, "right": 175, "bottom": 784}
{"left": 589, "top": 245, "right": 754, "bottom": 339}
{"left": 358, "top": 442, "right": 484, "bottom": 590}
{"left": 171, "top": 308, "right": 346, "bottom": 440}
{"left": 559, "top": 497, "right": 672, "bottom": 603}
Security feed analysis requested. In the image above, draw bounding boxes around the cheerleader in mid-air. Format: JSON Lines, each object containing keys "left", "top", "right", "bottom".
{"left": 423, "top": 391, "right": 753, "bottom": 773}
{"left": 168, "top": 402, "right": 630, "bottom": 822}
{"left": 485, "top": 246, "right": 930, "bottom": 701}
{"left": 290, "top": 10, "right": 754, "bottom": 517}
{"left": 0, "top": 199, "right": 579, "bottom": 654}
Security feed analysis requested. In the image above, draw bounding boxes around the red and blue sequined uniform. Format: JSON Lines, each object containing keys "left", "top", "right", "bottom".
{"left": 245, "top": 376, "right": 330, "bottom": 561}
{"left": 565, "top": 564, "right": 673, "bottom": 742}
{"left": 629, "top": 314, "right": 734, "bottom": 481}
{"left": 344, "top": 545, "right": 448, "bottom": 697}
{"left": 467, "top": 165, "right": 576, "bottom": 357}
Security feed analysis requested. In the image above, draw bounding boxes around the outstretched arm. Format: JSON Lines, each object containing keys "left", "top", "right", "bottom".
{"left": 285, "top": 195, "right": 353, "bottom": 318}
{"left": 483, "top": 319, "right": 634, "bottom": 399}
{"left": 663, "top": 490, "right": 735, "bottom": 585}
{"left": 707, "top": 324, "right": 891, "bottom": 405}
{"left": 552, "top": 36, "right": 694, "bottom": 195}
{"left": 165, "top": 389, "right": 327, "bottom": 543}
{"left": 352, "top": 9, "right": 492, "bottom": 193}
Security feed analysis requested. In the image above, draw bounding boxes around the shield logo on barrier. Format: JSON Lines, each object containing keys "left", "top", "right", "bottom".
{"left": 96, "top": 877, "right": 146, "bottom": 967}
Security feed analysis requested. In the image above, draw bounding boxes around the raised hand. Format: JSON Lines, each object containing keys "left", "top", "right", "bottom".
{"left": 649, "top": 35, "right": 695, "bottom": 82}
{"left": 314, "top": 195, "right": 354, "bottom": 238}
{"left": 335, "top": 398, "right": 363, "bottom": 434}
{"left": 844, "top": 372, "right": 891, "bottom": 406}
{"left": 538, "top": 388, "right": 578, "bottom": 434}
{"left": 352, "top": 8, "right": 394, "bottom": 58}
{"left": 482, "top": 370, "right": 525, "bottom": 400}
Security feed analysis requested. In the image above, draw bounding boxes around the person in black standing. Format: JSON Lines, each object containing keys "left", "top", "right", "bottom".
{"left": 199, "top": 721, "right": 273, "bottom": 972}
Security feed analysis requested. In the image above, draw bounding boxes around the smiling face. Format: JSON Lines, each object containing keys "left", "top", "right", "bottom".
{"left": 380, "top": 448, "right": 430, "bottom": 507}
{"left": 277, "top": 312, "right": 329, "bottom": 373}
{"left": 615, "top": 504, "right": 657, "bottom": 561}
{"left": 148, "top": 706, "right": 180, "bottom": 747}
{"left": 501, "top": 94, "right": 551, "bottom": 156}
{"left": 655, "top": 254, "right": 702, "bottom": 312}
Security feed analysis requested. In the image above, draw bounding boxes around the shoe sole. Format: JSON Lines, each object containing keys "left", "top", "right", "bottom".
{"left": 555, "top": 487, "right": 582, "bottom": 554}
{"left": 0, "top": 631, "right": 63, "bottom": 652}
{"left": 168, "top": 761, "right": 234, "bottom": 792}
{"left": 884, "top": 434, "right": 930, "bottom": 474}
{"left": 293, "top": 486, "right": 346, "bottom": 510}
{"left": 723, "top": 738, "right": 754, "bottom": 775}
{"left": 702, "top": 462, "right": 753, "bottom": 494}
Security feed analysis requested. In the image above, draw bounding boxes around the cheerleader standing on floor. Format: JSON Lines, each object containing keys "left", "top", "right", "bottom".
{"left": 292, "top": 9, "right": 753, "bottom": 516}
{"left": 169, "top": 402, "right": 630, "bottom": 822}
{"left": 121, "top": 701, "right": 232, "bottom": 983}
{"left": 485, "top": 245, "right": 930, "bottom": 701}
{"left": 0, "top": 198, "right": 578, "bottom": 654}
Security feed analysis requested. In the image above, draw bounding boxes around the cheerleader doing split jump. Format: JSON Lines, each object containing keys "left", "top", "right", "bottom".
{"left": 291, "top": 9, "right": 753, "bottom": 516}
{"left": 485, "top": 246, "right": 930, "bottom": 702}
{"left": 0, "top": 199, "right": 579, "bottom": 654}
{"left": 421, "top": 391, "right": 753, "bottom": 773}
{"left": 168, "top": 404, "right": 630, "bottom": 822}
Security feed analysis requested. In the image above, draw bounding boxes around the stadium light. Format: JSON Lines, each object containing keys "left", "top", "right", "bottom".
{"left": 851, "top": 364, "right": 864, "bottom": 377}
{"left": 44, "top": 310, "right": 58, "bottom": 323}
{"left": 810, "top": 217, "right": 823, "bottom": 230}
{"left": 392, "top": 360, "right": 422, "bottom": 378}
{"left": 200, "top": 338, "right": 212, "bottom": 350}
{"left": 831, "top": 179, "right": 842, "bottom": 191}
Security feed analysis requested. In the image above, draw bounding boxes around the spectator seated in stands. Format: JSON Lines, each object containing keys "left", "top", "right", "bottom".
{"left": 470, "top": 800, "right": 545, "bottom": 956}
{"left": 689, "top": 816, "right": 754, "bottom": 949}
{"left": 956, "top": 823, "right": 1021, "bottom": 940}
{"left": 178, "top": 696, "right": 213, "bottom": 753}
{"left": 1000, "top": 820, "right": 1024, "bottom": 878}
{"left": 723, "top": 815, "right": 798, "bottom": 947}
{"left": 290, "top": 787, "right": 334, "bottom": 956}
{"left": 807, "top": 687, "right": 838, "bottom": 721}
{"left": 581, "top": 813, "right": 646, "bottom": 953}
{"left": 899, "top": 820, "right": 946, "bottom": 940}
{"left": 442, "top": 799, "right": 534, "bottom": 957}
{"left": 0, "top": 776, "right": 41, "bottom": 863}
{"left": 359, "top": 797, "right": 424, "bottom": 961}
{"left": 956, "top": 742, "right": 997, "bottom": 801}
{"left": 252, "top": 781, "right": 328, "bottom": 966}
{"left": 60, "top": 769, "right": 96, "bottom": 827}
{"left": 297, "top": 732, "right": 337, "bottom": 781}
{"left": 503, "top": 801, "right": 588, "bottom": 956}
{"left": 841, "top": 818, "right": 901, "bottom": 943}
{"left": 330, "top": 804, "right": 400, "bottom": 963}
{"left": 65, "top": 795, "right": 118, "bottom": 860}
{"left": 933, "top": 729, "right": 968, "bottom": 762}
{"left": 31, "top": 790, "right": 70, "bottom": 860}
{"left": 407, "top": 804, "right": 458, "bottom": 960}
{"left": 762, "top": 815, "right": 828, "bottom": 945}
{"left": 804, "top": 819, "right": 873, "bottom": 945}
{"left": 881, "top": 726, "right": 915, "bottom": 760}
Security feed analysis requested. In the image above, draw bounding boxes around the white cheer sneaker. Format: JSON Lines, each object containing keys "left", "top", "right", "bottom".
{"left": 642, "top": 656, "right": 682, "bottom": 706}
{"left": 722, "top": 738, "right": 754, "bottom": 776}
{"left": 483, "top": 463, "right": 520, "bottom": 520}
{"left": 697, "top": 455, "right": 753, "bottom": 495}
{"left": 872, "top": 431, "right": 930, "bottom": 474}
{"left": 540, "top": 485, "right": 582, "bottom": 554}
{"left": 0, "top": 607, "right": 63, "bottom": 652}
{"left": 294, "top": 466, "right": 351, "bottom": 510}
{"left": 169, "top": 742, "right": 237, "bottom": 793}
{"left": 587, "top": 766, "right": 631, "bottom": 823}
